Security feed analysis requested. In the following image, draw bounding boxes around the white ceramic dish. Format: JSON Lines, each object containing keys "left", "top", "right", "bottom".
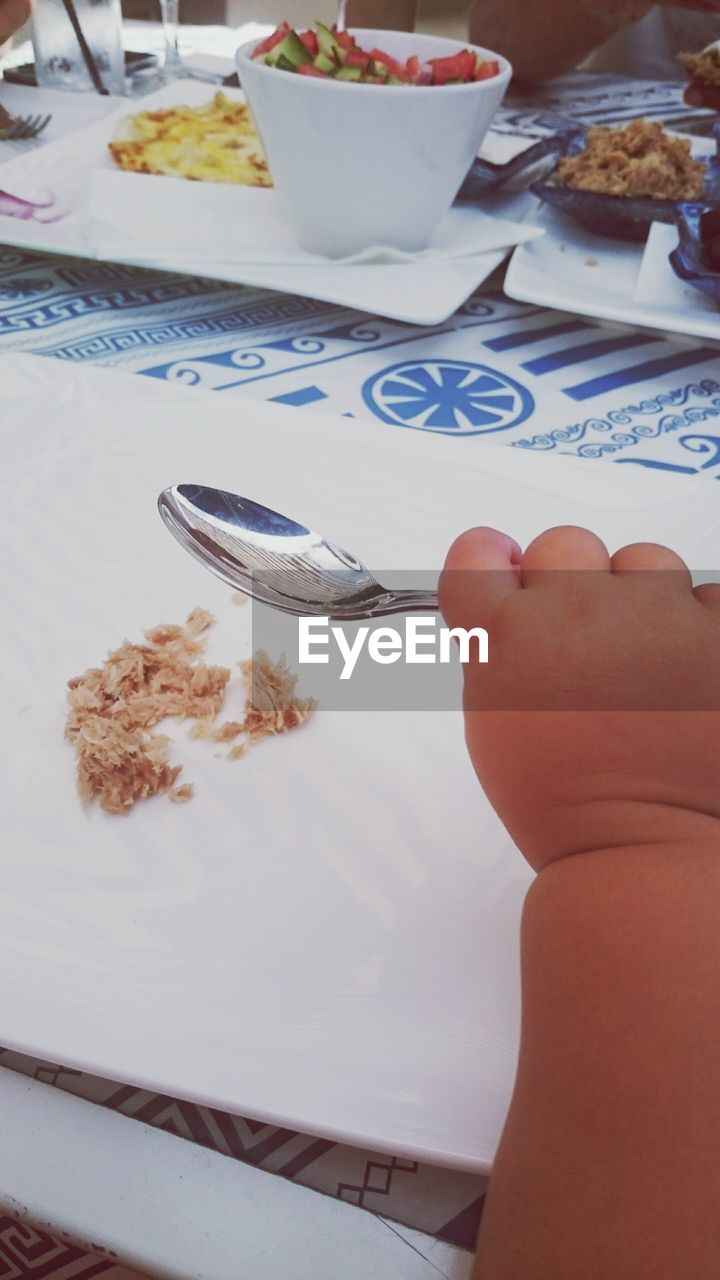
{"left": 237, "top": 28, "right": 510, "bottom": 257}
{"left": 2, "top": 353, "right": 720, "bottom": 1171}
{"left": 0, "top": 80, "right": 522, "bottom": 326}
{"left": 505, "top": 136, "right": 720, "bottom": 342}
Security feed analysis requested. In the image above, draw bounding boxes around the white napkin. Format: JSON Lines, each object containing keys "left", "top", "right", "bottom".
{"left": 86, "top": 168, "right": 543, "bottom": 268}
{"left": 634, "top": 221, "right": 716, "bottom": 313}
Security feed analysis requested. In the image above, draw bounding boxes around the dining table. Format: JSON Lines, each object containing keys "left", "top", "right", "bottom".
{"left": 1, "top": 21, "right": 720, "bottom": 1280}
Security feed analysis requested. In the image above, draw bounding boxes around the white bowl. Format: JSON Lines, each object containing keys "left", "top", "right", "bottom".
{"left": 236, "top": 28, "right": 511, "bottom": 258}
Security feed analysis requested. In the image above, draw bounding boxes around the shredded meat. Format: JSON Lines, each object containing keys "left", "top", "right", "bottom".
{"left": 169, "top": 783, "right": 195, "bottom": 804}
{"left": 241, "top": 650, "right": 316, "bottom": 743}
{"left": 66, "top": 609, "right": 230, "bottom": 814}
{"left": 190, "top": 718, "right": 245, "bottom": 743}
{"left": 556, "top": 120, "right": 706, "bottom": 201}
{"left": 65, "top": 612, "right": 314, "bottom": 814}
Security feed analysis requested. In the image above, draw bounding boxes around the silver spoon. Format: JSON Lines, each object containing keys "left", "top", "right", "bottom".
{"left": 158, "top": 484, "right": 439, "bottom": 621}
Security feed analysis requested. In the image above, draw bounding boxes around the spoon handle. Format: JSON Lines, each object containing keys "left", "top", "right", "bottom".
{"left": 367, "top": 589, "right": 439, "bottom": 618}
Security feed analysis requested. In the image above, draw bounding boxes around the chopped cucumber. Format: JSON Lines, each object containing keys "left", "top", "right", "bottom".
{"left": 368, "top": 59, "right": 389, "bottom": 80}
{"left": 314, "top": 51, "right": 337, "bottom": 73}
{"left": 315, "top": 21, "right": 342, "bottom": 60}
{"left": 264, "top": 30, "right": 312, "bottom": 68}
{"left": 336, "top": 64, "right": 362, "bottom": 80}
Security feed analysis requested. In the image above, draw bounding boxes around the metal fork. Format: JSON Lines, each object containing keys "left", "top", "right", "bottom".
{"left": 0, "top": 108, "right": 52, "bottom": 142}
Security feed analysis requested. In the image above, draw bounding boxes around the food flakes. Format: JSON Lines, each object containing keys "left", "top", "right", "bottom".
{"left": 190, "top": 718, "right": 245, "bottom": 744}
{"left": 65, "top": 612, "right": 314, "bottom": 815}
{"left": 66, "top": 610, "right": 229, "bottom": 815}
{"left": 169, "top": 783, "right": 195, "bottom": 804}
{"left": 241, "top": 650, "right": 316, "bottom": 744}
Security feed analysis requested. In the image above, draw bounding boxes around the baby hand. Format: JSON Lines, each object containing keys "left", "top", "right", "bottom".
{"left": 439, "top": 526, "right": 720, "bottom": 871}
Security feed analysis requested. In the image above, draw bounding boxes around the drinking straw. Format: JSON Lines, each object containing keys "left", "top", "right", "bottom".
{"left": 61, "top": 0, "right": 109, "bottom": 95}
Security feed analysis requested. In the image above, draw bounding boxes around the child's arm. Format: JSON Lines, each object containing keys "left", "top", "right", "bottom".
{"left": 346, "top": 0, "right": 651, "bottom": 79}
{"left": 467, "top": 0, "right": 653, "bottom": 82}
{"left": 0, "top": 0, "right": 29, "bottom": 46}
{"left": 476, "top": 844, "right": 720, "bottom": 1279}
{"left": 438, "top": 526, "right": 720, "bottom": 1279}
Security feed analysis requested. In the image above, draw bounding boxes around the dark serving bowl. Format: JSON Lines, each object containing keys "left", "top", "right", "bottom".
{"left": 531, "top": 121, "right": 720, "bottom": 243}
{"left": 669, "top": 202, "right": 720, "bottom": 303}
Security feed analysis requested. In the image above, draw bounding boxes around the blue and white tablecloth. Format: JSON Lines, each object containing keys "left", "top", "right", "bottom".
{"left": 2, "top": 246, "right": 720, "bottom": 479}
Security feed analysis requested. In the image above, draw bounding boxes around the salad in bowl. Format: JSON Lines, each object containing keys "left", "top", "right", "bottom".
{"left": 236, "top": 24, "right": 511, "bottom": 257}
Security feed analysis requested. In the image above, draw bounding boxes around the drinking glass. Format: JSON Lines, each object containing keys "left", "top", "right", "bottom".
{"left": 159, "top": 0, "right": 184, "bottom": 80}
{"left": 31, "top": 0, "right": 125, "bottom": 94}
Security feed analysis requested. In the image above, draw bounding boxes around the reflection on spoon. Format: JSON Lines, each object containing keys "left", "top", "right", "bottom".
{"left": 158, "top": 484, "right": 439, "bottom": 621}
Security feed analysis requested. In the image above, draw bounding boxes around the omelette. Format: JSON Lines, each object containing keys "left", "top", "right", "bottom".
{"left": 108, "top": 92, "right": 272, "bottom": 186}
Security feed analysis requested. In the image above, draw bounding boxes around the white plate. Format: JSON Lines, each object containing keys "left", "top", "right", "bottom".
{"left": 3, "top": 353, "right": 720, "bottom": 1171}
{"left": 505, "top": 145, "right": 720, "bottom": 344}
{"left": 0, "top": 80, "right": 522, "bottom": 327}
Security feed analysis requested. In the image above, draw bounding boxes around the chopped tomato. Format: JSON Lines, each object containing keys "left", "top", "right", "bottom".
{"left": 345, "top": 48, "right": 372, "bottom": 71}
{"left": 299, "top": 28, "right": 319, "bottom": 56}
{"left": 474, "top": 57, "right": 500, "bottom": 80}
{"left": 253, "top": 21, "right": 291, "bottom": 57}
{"left": 369, "top": 48, "right": 404, "bottom": 77}
{"left": 252, "top": 22, "right": 500, "bottom": 86}
{"left": 296, "top": 62, "right": 331, "bottom": 76}
{"left": 428, "top": 49, "right": 476, "bottom": 85}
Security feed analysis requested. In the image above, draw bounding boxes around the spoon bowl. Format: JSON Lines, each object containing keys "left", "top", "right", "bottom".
{"left": 158, "top": 484, "right": 439, "bottom": 620}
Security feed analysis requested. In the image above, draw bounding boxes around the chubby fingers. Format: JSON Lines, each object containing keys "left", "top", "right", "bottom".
{"left": 522, "top": 529, "right": 693, "bottom": 584}
{"left": 694, "top": 578, "right": 720, "bottom": 609}
{"left": 521, "top": 526, "right": 610, "bottom": 584}
{"left": 441, "top": 525, "right": 702, "bottom": 627}
{"left": 441, "top": 525, "right": 613, "bottom": 625}
{"left": 611, "top": 541, "right": 691, "bottom": 574}
{"left": 439, "top": 527, "right": 521, "bottom": 629}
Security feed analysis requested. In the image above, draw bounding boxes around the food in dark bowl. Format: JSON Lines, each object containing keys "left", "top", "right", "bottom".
{"left": 532, "top": 120, "right": 712, "bottom": 243}
{"left": 670, "top": 204, "right": 720, "bottom": 303}
{"left": 555, "top": 120, "right": 706, "bottom": 201}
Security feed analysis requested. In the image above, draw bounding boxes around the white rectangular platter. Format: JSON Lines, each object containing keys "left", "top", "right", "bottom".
{"left": 0, "top": 81, "right": 513, "bottom": 326}
{"left": 2, "top": 352, "right": 719, "bottom": 1170}
{"left": 505, "top": 174, "right": 720, "bottom": 345}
